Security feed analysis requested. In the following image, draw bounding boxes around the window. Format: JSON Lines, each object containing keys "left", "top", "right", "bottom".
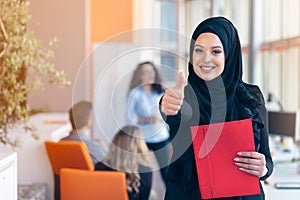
{"left": 261, "top": 0, "right": 300, "bottom": 110}
{"left": 142, "top": 0, "right": 300, "bottom": 110}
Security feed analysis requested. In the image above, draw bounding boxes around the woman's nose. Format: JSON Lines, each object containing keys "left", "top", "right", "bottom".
{"left": 203, "top": 52, "right": 211, "bottom": 63}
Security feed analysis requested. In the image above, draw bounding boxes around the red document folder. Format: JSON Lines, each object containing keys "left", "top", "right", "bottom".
{"left": 191, "top": 118, "right": 260, "bottom": 199}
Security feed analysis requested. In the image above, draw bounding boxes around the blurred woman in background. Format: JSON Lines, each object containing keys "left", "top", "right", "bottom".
{"left": 95, "top": 125, "right": 152, "bottom": 200}
{"left": 127, "top": 61, "right": 171, "bottom": 185}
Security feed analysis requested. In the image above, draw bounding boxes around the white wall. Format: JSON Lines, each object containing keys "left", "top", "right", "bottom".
{"left": 92, "top": 43, "right": 141, "bottom": 143}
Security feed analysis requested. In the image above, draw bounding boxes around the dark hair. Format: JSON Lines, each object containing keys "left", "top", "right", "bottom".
{"left": 69, "top": 101, "right": 92, "bottom": 130}
{"left": 128, "top": 61, "right": 164, "bottom": 94}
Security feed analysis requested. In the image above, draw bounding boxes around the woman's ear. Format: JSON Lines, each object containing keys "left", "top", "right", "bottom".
{"left": 85, "top": 116, "right": 93, "bottom": 129}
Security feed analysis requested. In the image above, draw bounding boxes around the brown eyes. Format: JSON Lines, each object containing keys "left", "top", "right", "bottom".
{"left": 194, "top": 48, "right": 203, "bottom": 54}
{"left": 194, "top": 48, "right": 223, "bottom": 55}
{"left": 212, "top": 50, "right": 222, "bottom": 54}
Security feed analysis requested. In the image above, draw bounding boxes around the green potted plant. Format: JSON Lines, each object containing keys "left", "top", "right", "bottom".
{"left": 0, "top": 0, "right": 70, "bottom": 146}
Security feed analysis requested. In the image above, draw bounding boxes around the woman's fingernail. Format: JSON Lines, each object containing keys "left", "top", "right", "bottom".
{"left": 237, "top": 152, "right": 242, "bottom": 156}
{"left": 234, "top": 158, "right": 239, "bottom": 161}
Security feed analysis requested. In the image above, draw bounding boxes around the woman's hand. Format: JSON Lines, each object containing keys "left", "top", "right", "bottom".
{"left": 138, "top": 115, "right": 161, "bottom": 124}
{"left": 234, "top": 151, "right": 268, "bottom": 178}
{"left": 161, "top": 70, "right": 185, "bottom": 116}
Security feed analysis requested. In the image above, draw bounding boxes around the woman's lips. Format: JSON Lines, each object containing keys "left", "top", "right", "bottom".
{"left": 200, "top": 66, "right": 215, "bottom": 72}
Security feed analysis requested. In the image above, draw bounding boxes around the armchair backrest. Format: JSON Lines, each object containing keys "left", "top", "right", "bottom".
{"left": 60, "top": 168, "right": 129, "bottom": 200}
{"left": 45, "top": 141, "right": 94, "bottom": 175}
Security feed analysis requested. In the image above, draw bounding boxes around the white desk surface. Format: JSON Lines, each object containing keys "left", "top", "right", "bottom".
{"left": 0, "top": 112, "right": 71, "bottom": 200}
{"left": 265, "top": 162, "right": 300, "bottom": 200}
{"left": 265, "top": 136, "right": 300, "bottom": 199}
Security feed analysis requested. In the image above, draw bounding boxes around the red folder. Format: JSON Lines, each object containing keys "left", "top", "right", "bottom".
{"left": 191, "top": 118, "right": 260, "bottom": 199}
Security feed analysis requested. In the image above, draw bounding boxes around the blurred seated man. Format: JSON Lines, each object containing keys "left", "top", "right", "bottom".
{"left": 61, "top": 101, "right": 107, "bottom": 165}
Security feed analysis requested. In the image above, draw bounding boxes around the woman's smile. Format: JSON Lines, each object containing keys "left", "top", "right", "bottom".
{"left": 199, "top": 65, "right": 216, "bottom": 72}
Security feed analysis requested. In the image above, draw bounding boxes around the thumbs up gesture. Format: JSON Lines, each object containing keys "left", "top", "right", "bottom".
{"left": 161, "top": 70, "right": 185, "bottom": 116}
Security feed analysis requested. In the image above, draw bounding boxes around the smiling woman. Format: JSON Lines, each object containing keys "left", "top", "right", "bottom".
{"left": 160, "top": 16, "right": 273, "bottom": 199}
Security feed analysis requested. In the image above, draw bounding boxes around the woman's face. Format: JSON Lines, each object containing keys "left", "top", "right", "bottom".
{"left": 192, "top": 32, "right": 225, "bottom": 81}
{"left": 140, "top": 64, "right": 155, "bottom": 85}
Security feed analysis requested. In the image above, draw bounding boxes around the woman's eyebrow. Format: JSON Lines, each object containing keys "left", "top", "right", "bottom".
{"left": 194, "top": 44, "right": 223, "bottom": 49}
{"left": 194, "top": 44, "right": 203, "bottom": 48}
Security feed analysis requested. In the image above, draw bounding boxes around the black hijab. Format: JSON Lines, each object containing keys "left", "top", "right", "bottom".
{"left": 187, "top": 16, "right": 262, "bottom": 125}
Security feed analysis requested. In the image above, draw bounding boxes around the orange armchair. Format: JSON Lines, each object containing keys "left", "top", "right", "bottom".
{"left": 60, "top": 168, "right": 129, "bottom": 200}
{"left": 45, "top": 141, "right": 95, "bottom": 200}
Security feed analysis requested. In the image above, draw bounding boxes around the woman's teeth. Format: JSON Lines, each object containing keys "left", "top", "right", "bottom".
{"left": 201, "top": 66, "right": 214, "bottom": 71}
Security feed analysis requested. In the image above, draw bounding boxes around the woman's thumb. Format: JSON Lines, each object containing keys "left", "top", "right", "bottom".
{"left": 175, "top": 70, "right": 185, "bottom": 91}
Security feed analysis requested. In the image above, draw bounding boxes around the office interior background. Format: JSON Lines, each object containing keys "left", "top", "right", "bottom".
{"left": 25, "top": 0, "right": 300, "bottom": 142}
{"left": 26, "top": 0, "right": 300, "bottom": 113}
{"left": 1, "top": 0, "right": 300, "bottom": 200}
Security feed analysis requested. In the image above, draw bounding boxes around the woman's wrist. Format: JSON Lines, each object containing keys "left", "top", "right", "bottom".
{"left": 260, "top": 166, "right": 268, "bottom": 178}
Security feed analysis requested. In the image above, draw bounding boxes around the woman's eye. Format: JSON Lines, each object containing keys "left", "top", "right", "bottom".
{"left": 212, "top": 50, "right": 222, "bottom": 55}
{"left": 194, "top": 48, "right": 203, "bottom": 54}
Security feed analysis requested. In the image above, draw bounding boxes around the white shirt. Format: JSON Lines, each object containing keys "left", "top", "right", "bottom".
{"left": 127, "top": 86, "right": 169, "bottom": 143}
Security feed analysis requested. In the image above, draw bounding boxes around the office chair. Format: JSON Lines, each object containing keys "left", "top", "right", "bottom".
{"left": 60, "top": 168, "right": 129, "bottom": 200}
{"left": 45, "top": 141, "right": 94, "bottom": 200}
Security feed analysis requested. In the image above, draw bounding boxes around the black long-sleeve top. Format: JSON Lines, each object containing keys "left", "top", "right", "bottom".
{"left": 160, "top": 84, "right": 273, "bottom": 200}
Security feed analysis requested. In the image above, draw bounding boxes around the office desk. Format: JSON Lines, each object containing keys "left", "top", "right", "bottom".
{"left": 265, "top": 162, "right": 300, "bottom": 200}
{"left": 0, "top": 113, "right": 71, "bottom": 200}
